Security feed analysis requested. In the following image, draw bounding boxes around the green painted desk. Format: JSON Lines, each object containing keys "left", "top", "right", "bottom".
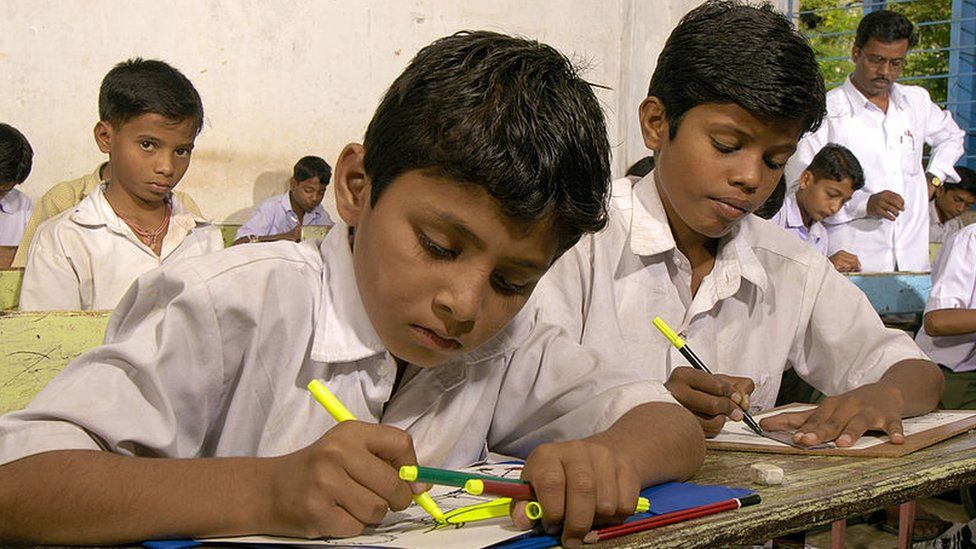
{"left": 845, "top": 271, "right": 932, "bottom": 316}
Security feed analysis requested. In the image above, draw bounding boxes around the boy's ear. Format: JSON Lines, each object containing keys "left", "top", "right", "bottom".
{"left": 93, "top": 121, "right": 114, "bottom": 154}
{"left": 798, "top": 171, "right": 813, "bottom": 191}
{"left": 334, "top": 144, "right": 371, "bottom": 227}
{"left": 639, "top": 96, "right": 669, "bottom": 151}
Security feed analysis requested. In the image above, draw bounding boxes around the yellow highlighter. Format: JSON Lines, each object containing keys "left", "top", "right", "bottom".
{"left": 307, "top": 379, "right": 446, "bottom": 523}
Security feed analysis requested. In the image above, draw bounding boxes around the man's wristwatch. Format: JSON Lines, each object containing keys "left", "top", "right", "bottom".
{"left": 929, "top": 173, "right": 943, "bottom": 188}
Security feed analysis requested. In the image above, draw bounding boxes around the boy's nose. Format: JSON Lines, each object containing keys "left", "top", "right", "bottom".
{"left": 154, "top": 155, "right": 174, "bottom": 176}
{"left": 435, "top": 274, "right": 487, "bottom": 325}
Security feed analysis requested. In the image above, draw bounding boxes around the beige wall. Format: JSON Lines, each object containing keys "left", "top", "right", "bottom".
{"left": 2, "top": 0, "right": 787, "bottom": 223}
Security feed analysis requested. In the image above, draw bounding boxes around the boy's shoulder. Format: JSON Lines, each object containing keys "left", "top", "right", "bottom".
{"left": 167, "top": 240, "right": 324, "bottom": 285}
{"left": 738, "top": 214, "right": 827, "bottom": 270}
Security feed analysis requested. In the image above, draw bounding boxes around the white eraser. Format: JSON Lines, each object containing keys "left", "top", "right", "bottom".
{"left": 750, "top": 462, "right": 784, "bottom": 485}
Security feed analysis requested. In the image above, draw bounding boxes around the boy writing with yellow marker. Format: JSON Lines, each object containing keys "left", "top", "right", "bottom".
{"left": 0, "top": 32, "right": 704, "bottom": 549}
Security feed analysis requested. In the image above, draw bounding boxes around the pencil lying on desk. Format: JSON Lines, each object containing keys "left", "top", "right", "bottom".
{"left": 583, "top": 493, "right": 761, "bottom": 543}
{"left": 652, "top": 316, "right": 764, "bottom": 436}
{"left": 463, "top": 479, "right": 650, "bottom": 513}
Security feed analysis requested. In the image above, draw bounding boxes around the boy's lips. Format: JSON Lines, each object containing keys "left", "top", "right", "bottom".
{"left": 711, "top": 197, "right": 751, "bottom": 221}
{"left": 410, "top": 324, "right": 462, "bottom": 351}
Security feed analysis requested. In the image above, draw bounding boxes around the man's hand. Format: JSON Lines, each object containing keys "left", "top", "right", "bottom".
{"left": 759, "top": 383, "right": 904, "bottom": 447}
{"left": 866, "top": 190, "right": 905, "bottom": 221}
{"left": 515, "top": 439, "right": 641, "bottom": 549}
{"left": 829, "top": 250, "right": 861, "bottom": 272}
{"left": 265, "top": 421, "right": 419, "bottom": 538}
{"left": 664, "top": 367, "right": 755, "bottom": 437}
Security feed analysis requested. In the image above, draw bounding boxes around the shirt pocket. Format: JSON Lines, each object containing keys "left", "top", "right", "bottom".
{"left": 900, "top": 131, "right": 922, "bottom": 176}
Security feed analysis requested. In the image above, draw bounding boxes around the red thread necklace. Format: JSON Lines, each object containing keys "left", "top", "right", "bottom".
{"left": 114, "top": 202, "right": 172, "bottom": 249}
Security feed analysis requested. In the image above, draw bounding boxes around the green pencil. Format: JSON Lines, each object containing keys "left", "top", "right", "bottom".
{"left": 399, "top": 465, "right": 524, "bottom": 487}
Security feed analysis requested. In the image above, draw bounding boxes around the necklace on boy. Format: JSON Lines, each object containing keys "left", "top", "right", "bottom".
{"left": 115, "top": 202, "right": 172, "bottom": 249}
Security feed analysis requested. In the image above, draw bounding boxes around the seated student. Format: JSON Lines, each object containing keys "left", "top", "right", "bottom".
{"left": 233, "top": 155, "right": 335, "bottom": 245}
{"left": 930, "top": 165, "right": 976, "bottom": 244}
{"left": 770, "top": 143, "right": 864, "bottom": 272}
{"left": 535, "top": 1, "right": 942, "bottom": 448}
{"left": 916, "top": 223, "right": 976, "bottom": 408}
{"left": 0, "top": 123, "right": 34, "bottom": 266}
{"left": 18, "top": 59, "right": 223, "bottom": 311}
{"left": 11, "top": 162, "right": 204, "bottom": 268}
{"left": 0, "top": 32, "right": 703, "bottom": 547}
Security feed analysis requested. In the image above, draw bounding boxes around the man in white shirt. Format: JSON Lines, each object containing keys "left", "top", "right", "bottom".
{"left": 785, "top": 10, "right": 964, "bottom": 272}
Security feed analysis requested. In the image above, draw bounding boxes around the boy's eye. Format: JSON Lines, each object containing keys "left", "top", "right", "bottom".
{"left": 764, "top": 157, "right": 788, "bottom": 170}
{"left": 175, "top": 148, "right": 192, "bottom": 157}
{"left": 140, "top": 141, "right": 155, "bottom": 151}
{"left": 419, "top": 232, "right": 458, "bottom": 260}
{"left": 491, "top": 272, "right": 529, "bottom": 296}
{"left": 710, "top": 138, "right": 736, "bottom": 154}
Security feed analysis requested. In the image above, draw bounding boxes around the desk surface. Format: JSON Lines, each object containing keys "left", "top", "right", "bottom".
{"left": 596, "top": 430, "right": 976, "bottom": 548}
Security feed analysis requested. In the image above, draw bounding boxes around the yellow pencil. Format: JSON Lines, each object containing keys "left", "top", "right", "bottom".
{"left": 307, "top": 379, "right": 446, "bottom": 523}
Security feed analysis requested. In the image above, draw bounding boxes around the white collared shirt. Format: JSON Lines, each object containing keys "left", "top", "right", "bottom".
{"left": 0, "top": 223, "right": 675, "bottom": 468}
{"left": 0, "top": 188, "right": 33, "bottom": 246}
{"left": 785, "top": 77, "right": 965, "bottom": 272}
{"left": 534, "top": 174, "right": 927, "bottom": 410}
{"left": 235, "top": 191, "right": 334, "bottom": 240}
{"left": 929, "top": 200, "right": 965, "bottom": 244}
{"left": 19, "top": 184, "right": 224, "bottom": 311}
{"left": 769, "top": 192, "right": 830, "bottom": 257}
{"left": 915, "top": 224, "right": 976, "bottom": 372}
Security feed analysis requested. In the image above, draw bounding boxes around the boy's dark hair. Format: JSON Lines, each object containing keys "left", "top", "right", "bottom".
{"left": 948, "top": 166, "right": 976, "bottom": 196}
{"left": 0, "top": 123, "right": 34, "bottom": 185}
{"left": 807, "top": 143, "right": 865, "bottom": 191}
{"left": 293, "top": 155, "right": 332, "bottom": 184}
{"left": 99, "top": 58, "right": 204, "bottom": 134}
{"left": 754, "top": 176, "right": 787, "bottom": 220}
{"left": 647, "top": 0, "right": 825, "bottom": 140}
{"left": 855, "top": 10, "right": 916, "bottom": 49}
{"left": 363, "top": 30, "right": 611, "bottom": 253}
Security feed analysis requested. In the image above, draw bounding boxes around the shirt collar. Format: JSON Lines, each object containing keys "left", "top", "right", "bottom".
{"left": 842, "top": 75, "right": 908, "bottom": 112}
{"left": 780, "top": 193, "right": 806, "bottom": 229}
{"left": 629, "top": 171, "right": 768, "bottom": 295}
{"left": 0, "top": 190, "right": 16, "bottom": 213}
{"left": 278, "top": 191, "right": 325, "bottom": 224}
{"left": 70, "top": 183, "right": 208, "bottom": 230}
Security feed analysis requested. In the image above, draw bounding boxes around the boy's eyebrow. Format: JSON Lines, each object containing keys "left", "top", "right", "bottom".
{"left": 431, "top": 211, "right": 549, "bottom": 272}
{"left": 711, "top": 123, "right": 798, "bottom": 153}
{"left": 135, "top": 133, "right": 195, "bottom": 149}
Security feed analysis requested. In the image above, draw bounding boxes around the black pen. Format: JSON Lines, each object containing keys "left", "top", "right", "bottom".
{"left": 652, "top": 316, "right": 764, "bottom": 436}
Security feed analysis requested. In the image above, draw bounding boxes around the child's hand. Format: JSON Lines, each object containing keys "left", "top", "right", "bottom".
{"left": 829, "top": 250, "right": 861, "bottom": 272}
{"left": 287, "top": 224, "right": 303, "bottom": 242}
{"left": 665, "top": 367, "right": 755, "bottom": 437}
{"left": 514, "top": 440, "right": 642, "bottom": 549}
{"left": 759, "top": 383, "right": 904, "bottom": 447}
{"left": 264, "top": 421, "right": 419, "bottom": 538}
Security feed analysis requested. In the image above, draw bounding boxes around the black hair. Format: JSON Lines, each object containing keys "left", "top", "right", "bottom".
{"left": 625, "top": 156, "right": 655, "bottom": 178}
{"left": 806, "top": 143, "right": 865, "bottom": 191}
{"left": 293, "top": 155, "right": 332, "bottom": 185}
{"left": 648, "top": 0, "right": 825, "bottom": 140}
{"left": 363, "top": 30, "right": 611, "bottom": 253}
{"left": 0, "top": 123, "right": 33, "bottom": 185}
{"left": 99, "top": 58, "right": 204, "bottom": 134}
{"left": 855, "top": 10, "right": 916, "bottom": 49}
{"left": 754, "top": 176, "right": 786, "bottom": 220}
{"left": 948, "top": 166, "right": 976, "bottom": 196}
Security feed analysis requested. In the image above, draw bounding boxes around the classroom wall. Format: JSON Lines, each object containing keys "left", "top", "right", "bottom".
{"left": 2, "top": 0, "right": 787, "bottom": 223}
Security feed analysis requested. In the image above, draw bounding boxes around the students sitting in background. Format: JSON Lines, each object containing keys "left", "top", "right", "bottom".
{"left": 930, "top": 165, "right": 976, "bottom": 244}
{"left": 0, "top": 123, "right": 34, "bottom": 266}
{"left": 12, "top": 162, "right": 204, "bottom": 268}
{"left": 19, "top": 58, "right": 223, "bottom": 311}
{"left": 233, "top": 156, "right": 334, "bottom": 245}
{"left": 771, "top": 143, "right": 865, "bottom": 272}
{"left": 916, "top": 222, "right": 976, "bottom": 409}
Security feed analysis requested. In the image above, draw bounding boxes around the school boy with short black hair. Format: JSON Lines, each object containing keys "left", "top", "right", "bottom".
{"left": 19, "top": 58, "right": 223, "bottom": 311}
{"left": 0, "top": 32, "right": 704, "bottom": 547}
{"left": 930, "top": 165, "right": 976, "bottom": 244}
{"left": 0, "top": 123, "right": 34, "bottom": 251}
{"left": 770, "top": 143, "right": 865, "bottom": 272}
{"left": 536, "top": 0, "right": 942, "bottom": 447}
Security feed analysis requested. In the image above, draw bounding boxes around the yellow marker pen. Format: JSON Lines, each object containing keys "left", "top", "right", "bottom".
{"left": 307, "top": 379, "right": 446, "bottom": 523}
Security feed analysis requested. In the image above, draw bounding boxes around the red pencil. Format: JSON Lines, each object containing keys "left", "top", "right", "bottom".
{"left": 583, "top": 494, "right": 761, "bottom": 543}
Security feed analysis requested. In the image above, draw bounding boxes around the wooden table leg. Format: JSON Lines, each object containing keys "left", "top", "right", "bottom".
{"left": 830, "top": 519, "right": 846, "bottom": 549}
{"left": 898, "top": 500, "right": 917, "bottom": 549}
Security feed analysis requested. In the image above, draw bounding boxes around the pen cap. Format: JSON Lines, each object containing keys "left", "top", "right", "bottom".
{"left": 652, "top": 317, "right": 685, "bottom": 348}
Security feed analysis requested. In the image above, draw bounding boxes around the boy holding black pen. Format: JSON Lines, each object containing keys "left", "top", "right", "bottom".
{"left": 535, "top": 0, "right": 942, "bottom": 447}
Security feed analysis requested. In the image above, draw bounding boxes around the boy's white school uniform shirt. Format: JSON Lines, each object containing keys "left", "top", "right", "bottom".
{"left": 915, "top": 224, "right": 976, "bottom": 372}
{"left": 929, "top": 200, "right": 965, "bottom": 244}
{"left": 0, "top": 188, "right": 33, "bottom": 246}
{"left": 768, "top": 192, "right": 829, "bottom": 256}
{"left": 0, "top": 222, "right": 674, "bottom": 468}
{"left": 235, "top": 191, "right": 334, "bottom": 241}
{"left": 785, "top": 78, "right": 964, "bottom": 272}
{"left": 19, "top": 183, "right": 224, "bottom": 311}
{"left": 534, "top": 173, "right": 928, "bottom": 410}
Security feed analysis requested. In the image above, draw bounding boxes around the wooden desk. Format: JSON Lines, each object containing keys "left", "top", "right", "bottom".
{"left": 845, "top": 271, "right": 931, "bottom": 316}
{"left": 596, "top": 432, "right": 976, "bottom": 547}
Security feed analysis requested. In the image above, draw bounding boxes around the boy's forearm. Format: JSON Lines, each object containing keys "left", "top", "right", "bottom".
{"left": 879, "top": 359, "right": 945, "bottom": 417}
{"left": 590, "top": 402, "right": 705, "bottom": 486}
{"left": 924, "top": 309, "right": 976, "bottom": 337}
{"left": 0, "top": 450, "right": 273, "bottom": 544}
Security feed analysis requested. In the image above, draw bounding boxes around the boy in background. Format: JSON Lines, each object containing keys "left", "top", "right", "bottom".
{"left": 930, "top": 165, "right": 976, "bottom": 244}
{"left": 0, "top": 32, "right": 703, "bottom": 548}
{"left": 0, "top": 123, "right": 34, "bottom": 266}
{"left": 916, "top": 223, "right": 976, "bottom": 409}
{"left": 770, "top": 143, "right": 864, "bottom": 272}
{"left": 233, "top": 155, "right": 334, "bottom": 245}
{"left": 536, "top": 0, "right": 941, "bottom": 448}
{"left": 19, "top": 58, "right": 223, "bottom": 310}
